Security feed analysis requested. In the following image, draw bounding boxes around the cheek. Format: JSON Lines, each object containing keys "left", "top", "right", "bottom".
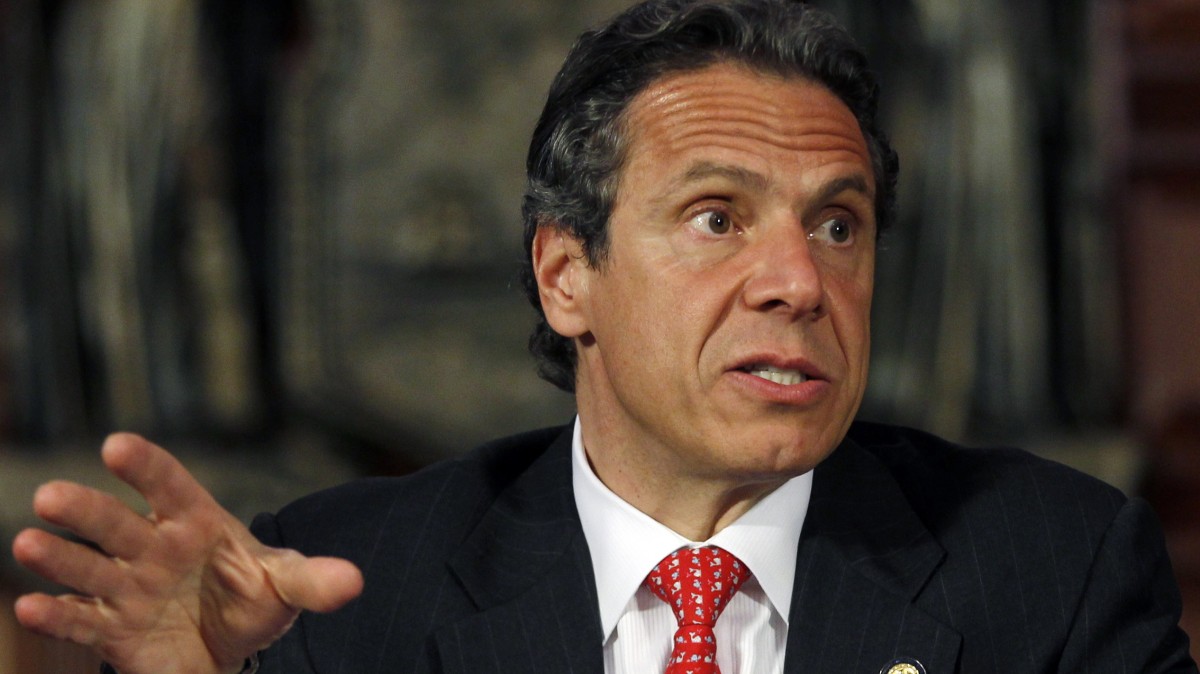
{"left": 838, "top": 256, "right": 874, "bottom": 316}
{"left": 827, "top": 271, "right": 874, "bottom": 364}
{"left": 849, "top": 281, "right": 874, "bottom": 382}
{"left": 617, "top": 246, "right": 722, "bottom": 324}
{"left": 829, "top": 269, "right": 872, "bottom": 314}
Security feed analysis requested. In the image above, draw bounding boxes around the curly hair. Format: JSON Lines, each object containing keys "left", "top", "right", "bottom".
{"left": 519, "top": 0, "right": 899, "bottom": 392}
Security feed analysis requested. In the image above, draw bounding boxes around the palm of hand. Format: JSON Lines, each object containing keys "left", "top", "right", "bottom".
{"left": 12, "top": 434, "right": 362, "bottom": 674}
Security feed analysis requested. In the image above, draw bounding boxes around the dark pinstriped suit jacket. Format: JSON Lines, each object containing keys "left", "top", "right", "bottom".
{"left": 246, "top": 422, "right": 1196, "bottom": 673}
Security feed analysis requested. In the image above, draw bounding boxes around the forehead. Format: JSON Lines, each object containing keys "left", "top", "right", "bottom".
{"left": 618, "top": 62, "right": 873, "bottom": 185}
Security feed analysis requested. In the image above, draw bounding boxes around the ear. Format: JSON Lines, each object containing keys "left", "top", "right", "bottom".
{"left": 532, "top": 224, "right": 591, "bottom": 339}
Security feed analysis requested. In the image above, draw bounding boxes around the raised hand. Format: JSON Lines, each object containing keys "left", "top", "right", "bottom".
{"left": 11, "top": 433, "right": 363, "bottom": 674}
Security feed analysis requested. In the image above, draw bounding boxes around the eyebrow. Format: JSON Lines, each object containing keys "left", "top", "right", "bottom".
{"left": 800, "top": 174, "right": 875, "bottom": 225}
{"left": 645, "top": 161, "right": 768, "bottom": 212}
{"left": 680, "top": 162, "right": 770, "bottom": 192}
{"left": 812, "top": 174, "right": 874, "bottom": 205}
{"left": 649, "top": 161, "right": 875, "bottom": 214}
{"left": 678, "top": 162, "right": 873, "bottom": 200}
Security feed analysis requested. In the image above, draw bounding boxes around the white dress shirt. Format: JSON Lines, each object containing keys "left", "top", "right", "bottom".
{"left": 571, "top": 418, "right": 813, "bottom": 674}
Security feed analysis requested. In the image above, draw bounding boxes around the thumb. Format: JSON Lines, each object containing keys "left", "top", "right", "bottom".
{"left": 261, "top": 551, "right": 364, "bottom": 613}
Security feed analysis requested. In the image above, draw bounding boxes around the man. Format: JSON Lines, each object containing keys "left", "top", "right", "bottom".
{"left": 11, "top": 1, "right": 1197, "bottom": 672}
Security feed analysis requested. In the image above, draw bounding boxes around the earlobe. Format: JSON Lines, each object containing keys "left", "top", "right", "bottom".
{"left": 532, "top": 225, "right": 590, "bottom": 338}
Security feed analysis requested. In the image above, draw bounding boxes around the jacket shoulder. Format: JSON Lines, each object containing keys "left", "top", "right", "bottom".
{"left": 252, "top": 426, "right": 575, "bottom": 673}
{"left": 842, "top": 423, "right": 1194, "bottom": 672}
{"left": 845, "top": 420, "right": 1128, "bottom": 527}
{"left": 257, "top": 425, "right": 568, "bottom": 558}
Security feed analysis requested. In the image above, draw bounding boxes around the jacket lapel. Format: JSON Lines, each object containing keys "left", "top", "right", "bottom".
{"left": 434, "top": 426, "right": 961, "bottom": 673}
{"left": 785, "top": 435, "right": 962, "bottom": 673}
{"left": 436, "top": 429, "right": 605, "bottom": 674}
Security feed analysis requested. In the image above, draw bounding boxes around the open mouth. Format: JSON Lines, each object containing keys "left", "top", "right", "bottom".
{"left": 741, "top": 364, "right": 808, "bottom": 386}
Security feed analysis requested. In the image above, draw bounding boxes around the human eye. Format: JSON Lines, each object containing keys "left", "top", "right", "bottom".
{"left": 685, "top": 208, "right": 738, "bottom": 237}
{"left": 807, "top": 216, "right": 855, "bottom": 246}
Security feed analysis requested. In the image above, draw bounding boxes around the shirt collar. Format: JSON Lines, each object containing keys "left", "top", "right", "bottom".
{"left": 570, "top": 417, "right": 812, "bottom": 640}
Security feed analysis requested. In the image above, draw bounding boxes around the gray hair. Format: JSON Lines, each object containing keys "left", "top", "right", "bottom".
{"left": 519, "top": 0, "right": 899, "bottom": 392}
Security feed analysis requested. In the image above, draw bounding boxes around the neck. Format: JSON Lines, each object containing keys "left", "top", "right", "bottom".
{"left": 580, "top": 427, "right": 787, "bottom": 541}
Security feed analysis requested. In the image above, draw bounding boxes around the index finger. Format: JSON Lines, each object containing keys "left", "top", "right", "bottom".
{"left": 100, "top": 433, "right": 215, "bottom": 520}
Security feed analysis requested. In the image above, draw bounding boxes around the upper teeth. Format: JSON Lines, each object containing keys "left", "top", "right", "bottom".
{"left": 747, "top": 364, "right": 807, "bottom": 385}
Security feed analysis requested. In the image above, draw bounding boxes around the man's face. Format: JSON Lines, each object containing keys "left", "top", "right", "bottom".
{"left": 542, "top": 62, "right": 876, "bottom": 489}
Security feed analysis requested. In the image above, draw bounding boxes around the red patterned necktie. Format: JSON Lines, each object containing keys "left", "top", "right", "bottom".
{"left": 643, "top": 546, "right": 752, "bottom": 674}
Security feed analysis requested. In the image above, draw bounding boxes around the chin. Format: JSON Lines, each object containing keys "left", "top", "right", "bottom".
{"left": 722, "top": 432, "right": 835, "bottom": 479}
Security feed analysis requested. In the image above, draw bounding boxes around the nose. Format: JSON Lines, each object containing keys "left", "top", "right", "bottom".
{"left": 741, "top": 228, "right": 825, "bottom": 319}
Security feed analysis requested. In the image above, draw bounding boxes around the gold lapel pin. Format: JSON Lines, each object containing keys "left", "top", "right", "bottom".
{"left": 880, "top": 658, "right": 926, "bottom": 674}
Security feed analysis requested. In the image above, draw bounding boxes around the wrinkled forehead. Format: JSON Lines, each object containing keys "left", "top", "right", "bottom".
{"left": 615, "top": 61, "right": 872, "bottom": 182}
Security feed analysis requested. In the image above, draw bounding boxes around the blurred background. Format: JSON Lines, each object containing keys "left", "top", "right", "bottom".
{"left": 1, "top": 0, "right": 1197, "bottom": 669}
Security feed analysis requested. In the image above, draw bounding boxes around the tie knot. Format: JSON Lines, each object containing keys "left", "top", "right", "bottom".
{"left": 643, "top": 546, "right": 751, "bottom": 627}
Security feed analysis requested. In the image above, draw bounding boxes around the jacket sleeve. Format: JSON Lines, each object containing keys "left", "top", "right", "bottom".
{"left": 247, "top": 510, "right": 317, "bottom": 674}
{"left": 1058, "top": 498, "right": 1197, "bottom": 673}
